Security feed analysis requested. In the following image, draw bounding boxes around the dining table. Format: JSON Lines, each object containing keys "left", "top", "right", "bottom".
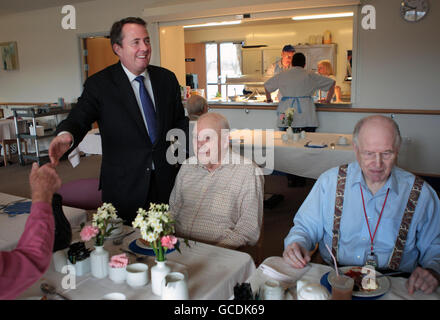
{"left": 246, "top": 256, "right": 440, "bottom": 300}
{"left": 229, "top": 129, "right": 356, "bottom": 179}
{"left": 16, "top": 225, "right": 256, "bottom": 300}
{"left": 0, "top": 192, "right": 87, "bottom": 251}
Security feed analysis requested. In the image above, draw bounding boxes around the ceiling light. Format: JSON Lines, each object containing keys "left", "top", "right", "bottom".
{"left": 292, "top": 12, "right": 353, "bottom": 20}
{"left": 183, "top": 20, "right": 242, "bottom": 28}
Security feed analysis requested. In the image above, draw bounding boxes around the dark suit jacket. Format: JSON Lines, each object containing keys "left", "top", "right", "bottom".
{"left": 57, "top": 62, "right": 188, "bottom": 222}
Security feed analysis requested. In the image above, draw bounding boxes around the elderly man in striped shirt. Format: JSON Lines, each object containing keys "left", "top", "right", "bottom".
{"left": 169, "top": 112, "right": 264, "bottom": 249}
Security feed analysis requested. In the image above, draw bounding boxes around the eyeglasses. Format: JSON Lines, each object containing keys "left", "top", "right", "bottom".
{"left": 359, "top": 151, "right": 395, "bottom": 160}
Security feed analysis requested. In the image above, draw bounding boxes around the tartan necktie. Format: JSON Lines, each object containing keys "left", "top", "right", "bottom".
{"left": 134, "top": 75, "right": 158, "bottom": 144}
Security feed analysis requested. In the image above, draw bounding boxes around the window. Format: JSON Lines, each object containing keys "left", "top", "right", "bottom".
{"left": 205, "top": 42, "right": 244, "bottom": 100}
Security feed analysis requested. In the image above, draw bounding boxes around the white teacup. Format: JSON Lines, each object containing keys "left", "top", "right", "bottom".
{"left": 161, "top": 272, "right": 189, "bottom": 300}
{"left": 296, "top": 280, "right": 330, "bottom": 300}
{"left": 108, "top": 266, "right": 127, "bottom": 284}
{"left": 126, "top": 263, "right": 149, "bottom": 287}
{"left": 262, "top": 279, "right": 284, "bottom": 300}
{"left": 337, "top": 136, "right": 348, "bottom": 145}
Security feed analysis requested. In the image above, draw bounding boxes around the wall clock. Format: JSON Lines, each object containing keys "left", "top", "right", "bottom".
{"left": 400, "top": 0, "right": 429, "bottom": 22}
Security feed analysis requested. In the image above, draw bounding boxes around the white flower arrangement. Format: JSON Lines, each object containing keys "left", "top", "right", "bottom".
{"left": 132, "top": 203, "right": 180, "bottom": 261}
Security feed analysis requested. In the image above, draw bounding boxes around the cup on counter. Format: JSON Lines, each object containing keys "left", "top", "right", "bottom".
{"left": 262, "top": 280, "right": 284, "bottom": 300}
{"left": 300, "top": 130, "right": 307, "bottom": 139}
{"left": 337, "top": 136, "right": 348, "bottom": 145}
{"left": 281, "top": 133, "right": 288, "bottom": 142}
{"left": 292, "top": 133, "right": 300, "bottom": 142}
{"left": 126, "top": 263, "right": 149, "bottom": 287}
{"left": 331, "top": 275, "right": 354, "bottom": 300}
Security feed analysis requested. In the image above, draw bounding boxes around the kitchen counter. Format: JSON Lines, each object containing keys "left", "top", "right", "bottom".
{"left": 208, "top": 100, "right": 352, "bottom": 110}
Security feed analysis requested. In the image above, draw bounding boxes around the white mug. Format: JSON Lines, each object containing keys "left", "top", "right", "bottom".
{"left": 300, "top": 130, "right": 307, "bottom": 139}
{"left": 338, "top": 136, "right": 348, "bottom": 145}
{"left": 296, "top": 280, "right": 330, "bottom": 300}
{"left": 292, "top": 133, "right": 300, "bottom": 142}
{"left": 262, "top": 279, "right": 284, "bottom": 300}
{"left": 281, "top": 133, "right": 288, "bottom": 142}
{"left": 108, "top": 266, "right": 127, "bottom": 284}
{"left": 126, "top": 263, "right": 149, "bottom": 287}
{"left": 161, "top": 272, "right": 189, "bottom": 300}
{"left": 52, "top": 249, "right": 68, "bottom": 273}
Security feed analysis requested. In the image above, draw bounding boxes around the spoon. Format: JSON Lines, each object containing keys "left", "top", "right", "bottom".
{"left": 40, "top": 283, "right": 70, "bottom": 300}
{"left": 112, "top": 230, "right": 135, "bottom": 246}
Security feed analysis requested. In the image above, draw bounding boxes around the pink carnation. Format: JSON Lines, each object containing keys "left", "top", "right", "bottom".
{"left": 280, "top": 114, "right": 285, "bottom": 121}
{"left": 80, "top": 225, "right": 99, "bottom": 242}
{"left": 161, "top": 235, "right": 178, "bottom": 249}
{"left": 109, "top": 253, "right": 129, "bottom": 268}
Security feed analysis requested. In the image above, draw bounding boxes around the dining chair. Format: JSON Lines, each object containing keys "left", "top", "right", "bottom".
{"left": 238, "top": 216, "right": 265, "bottom": 266}
{"left": 57, "top": 178, "right": 102, "bottom": 211}
{"left": 2, "top": 139, "right": 28, "bottom": 166}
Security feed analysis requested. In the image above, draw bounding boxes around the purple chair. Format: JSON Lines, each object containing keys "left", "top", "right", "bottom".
{"left": 57, "top": 178, "right": 103, "bottom": 210}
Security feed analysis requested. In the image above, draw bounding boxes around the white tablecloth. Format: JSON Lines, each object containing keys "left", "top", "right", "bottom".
{"left": 0, "top": 192, "right": 87, "bottom": 251}
{"left": 247, "top": 257, "right": 440, "bottom": 300}
{"left": 230, "top": 130, "right": 356, "bottom": 179}
{"left": 68, "top": 128, "right": 102, "bottom": 168}
{"left": 17, "top": 226, "right": 256, "bottom": 300}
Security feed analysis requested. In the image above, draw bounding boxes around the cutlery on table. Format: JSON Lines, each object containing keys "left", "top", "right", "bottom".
{"left": 119, "top": 248, "right": 147, "bottom": 262}
{"left": 112, "top": 230, "right": 135, "bottom": 245}
{"left": 40, "top": 283, "right": 70, "bottom": 300}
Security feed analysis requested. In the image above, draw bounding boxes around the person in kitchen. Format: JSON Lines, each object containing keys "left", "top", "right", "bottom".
{"left": 265, "top": 52, "right": 335, "bottom": 187}
{"left": 265, "top": 44, "right": 295, "bottom": 77}
{"left": 283, "top": 115, "right": 440, "bottom": 295}
{"left": 264, "top": 44, "right": 295, "bottom": 102}
{"left": 316, "top": 59, "right": 342, "bottom": 103}
{"left": 265, "top": 52, "right": 335, "bottom": 133}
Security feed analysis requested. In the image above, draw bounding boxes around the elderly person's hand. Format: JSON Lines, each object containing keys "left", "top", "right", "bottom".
{"left": 29, "top": 162, "right": 62, "bottom": 203}
{"left": 406, "top": 267, "right": 440, "bottom": 295}
{"left": 282, "top": 242, "right": 311, "bottom": 269}
{"left": 48, "top": 132, "right": 73, "bottom": 166}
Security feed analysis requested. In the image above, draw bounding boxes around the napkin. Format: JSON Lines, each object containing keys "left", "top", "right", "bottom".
{"left": 4, "top": 201, "right": 32, "bottom": 215}
{"left": 258, "top": 256, "right": 310, "bottom": 288}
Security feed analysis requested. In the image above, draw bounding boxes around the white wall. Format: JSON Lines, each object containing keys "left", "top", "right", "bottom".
{"left": 0, "top": 0, "right": 156, "bottom": 103}
{"left": 355, "top": 0, "right": 440, "bottom": 109}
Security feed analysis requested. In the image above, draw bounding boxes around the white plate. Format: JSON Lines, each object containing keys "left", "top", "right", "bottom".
{"left": 135, "top": 238, "right": 152, "bottom": 250}
{"left": 328, "top": 266, "right": 391, "bottom": 298}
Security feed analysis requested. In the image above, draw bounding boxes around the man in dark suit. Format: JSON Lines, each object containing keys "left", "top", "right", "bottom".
{"left": 49, "top": 17, "right": 188, "bottom": 223}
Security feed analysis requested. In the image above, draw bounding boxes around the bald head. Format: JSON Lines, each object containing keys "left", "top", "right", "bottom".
{"left": 194, "top": 113, "right": 230, "bottom": 169}
{"left": 186, "top": 95, "right": 208, "bottom": 121}
{"left": 353, "top": 115, "right": 401, "bottom": 150}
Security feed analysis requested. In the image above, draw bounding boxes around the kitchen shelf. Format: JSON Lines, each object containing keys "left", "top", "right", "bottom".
{"left": 12, "top": 106, "right": 71, "bottom": 166}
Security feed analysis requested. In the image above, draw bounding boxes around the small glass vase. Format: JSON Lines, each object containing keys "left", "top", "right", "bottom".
{"left": 151, "top": 259, "right": 171, "bottom": 296}
{"left": 90, "top": 245, "right": 109, "bottom": 279}
{"left": 286, "top": 126, "right": 294, "bottom": 140}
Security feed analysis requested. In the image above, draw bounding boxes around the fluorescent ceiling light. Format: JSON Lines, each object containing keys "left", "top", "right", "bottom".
{"left": 292, "top": 12, "right": 353, "bottom": 20}
{"left": 183, "top": 20, "right": 242, "bottom": 28}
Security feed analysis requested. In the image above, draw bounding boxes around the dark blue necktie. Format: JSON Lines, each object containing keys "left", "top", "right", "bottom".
{"left": 134, "top": 75, "right": 158, "bottom": 144}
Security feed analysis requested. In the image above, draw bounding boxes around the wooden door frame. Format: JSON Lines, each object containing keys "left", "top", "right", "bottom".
{"left": 77, "top": 32, "right": 110, "bottom": 85}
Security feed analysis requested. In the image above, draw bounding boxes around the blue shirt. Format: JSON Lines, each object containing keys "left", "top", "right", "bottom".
{"left": 284, "top": 162, "right": 440, "bottom": 273}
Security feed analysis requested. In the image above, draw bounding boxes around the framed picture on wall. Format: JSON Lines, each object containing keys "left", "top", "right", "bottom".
{"left": 0, "top": 41, "right": 19, "bottom": 70}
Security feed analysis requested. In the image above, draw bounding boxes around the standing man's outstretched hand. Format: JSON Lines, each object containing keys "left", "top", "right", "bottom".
{"left": 48, "top": 132, "right": 73, "bottom": 166}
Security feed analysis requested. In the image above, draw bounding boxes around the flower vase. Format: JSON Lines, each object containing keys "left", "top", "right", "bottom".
{"left": 286, "top": 126, "right": 294, "bottom": 140}
{"left": 90, "top": 245, "right": 109, "bottom": 279}
{"left": 151, "top": 259, "right": 171, "bottom": 296}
